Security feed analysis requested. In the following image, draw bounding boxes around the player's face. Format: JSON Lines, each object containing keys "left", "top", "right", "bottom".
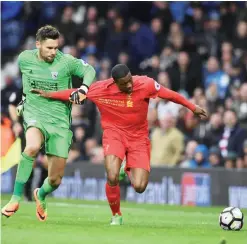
{"left": 36, "top": 39, "right": 59, "bottom": 63}
{"left": 115, "top": 73, "right": 133, "bottom": 94}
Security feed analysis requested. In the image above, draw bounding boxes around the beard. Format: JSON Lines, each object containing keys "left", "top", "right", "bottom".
{"left": 39, "top": 49, "right": 55, "bottom": 63}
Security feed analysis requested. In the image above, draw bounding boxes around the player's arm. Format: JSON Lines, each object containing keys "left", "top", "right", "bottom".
{"left": 30, "top": 88, "right": 82, "bottom": 102}
{"left": 67, "top": 55, "right": 96, "bottom": 103}
{"left": 158, "top": 86, "right": 207, "bottom": 118}
{"left": 145, "top": 78, "right": 207, "bottom": 119}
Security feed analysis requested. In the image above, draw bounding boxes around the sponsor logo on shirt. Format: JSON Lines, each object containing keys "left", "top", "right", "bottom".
{"left": 97, "top": 98, "right": 134, "bottom": 108}
{"left": 29, "top": 78, "right": 58, "bottom": 91}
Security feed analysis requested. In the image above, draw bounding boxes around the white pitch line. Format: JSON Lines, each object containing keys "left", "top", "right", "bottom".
{"left": 20, "top": 201, "right": 217, "bottom": 217}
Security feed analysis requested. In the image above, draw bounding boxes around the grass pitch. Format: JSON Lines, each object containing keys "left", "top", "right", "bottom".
{"left": 1, "top": 195, "right": 246, "bottom": 244}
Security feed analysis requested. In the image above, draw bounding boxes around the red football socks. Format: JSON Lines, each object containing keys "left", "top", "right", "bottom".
{"left": 105, "top": 183, "right": 121, "bottom": 216}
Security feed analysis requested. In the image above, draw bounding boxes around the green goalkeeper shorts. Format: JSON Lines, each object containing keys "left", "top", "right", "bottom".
{"left": 23, "top": 119, "right": 73, "bottom": 159}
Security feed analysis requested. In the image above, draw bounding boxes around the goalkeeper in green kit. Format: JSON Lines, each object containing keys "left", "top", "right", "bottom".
{"left": 1, "top": 25, "right": 96, "bottom": 221}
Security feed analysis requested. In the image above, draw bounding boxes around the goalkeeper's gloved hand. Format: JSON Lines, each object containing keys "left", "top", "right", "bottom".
{"left": 16, "top": 96, "right": 26, "bottom": 116}
{"left": 69, "top": 84, "right": 89, "bottom": 105}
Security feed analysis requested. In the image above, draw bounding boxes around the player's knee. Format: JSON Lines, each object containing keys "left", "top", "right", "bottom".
{"left": 107, "top": 172, "right": 119, "bottom": 186}
{"left": 133, "top": 182, "right": 147, "bottom": 194}
{"left": 24, "top": 145, "right": 40, "bottom": 157}
{"left": 48, "top": 175, "right": 62, "bottom": 187}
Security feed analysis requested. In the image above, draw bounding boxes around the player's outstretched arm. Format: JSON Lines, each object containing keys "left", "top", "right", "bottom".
{"left": 158, "top": 86, "right": 208, "bottom": 119}
{"left": 30, "top": 88, "right": 88, "bottom": 104}
{"left": 67, "top": 56, "right": 96, "bottom": 104}
{"left": 30, "top": 88, "right": 76, "bottom": 101}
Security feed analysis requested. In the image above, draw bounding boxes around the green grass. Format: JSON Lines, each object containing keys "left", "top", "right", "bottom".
{"left": 1, "top": 194, "right": 246, "bottom": 244}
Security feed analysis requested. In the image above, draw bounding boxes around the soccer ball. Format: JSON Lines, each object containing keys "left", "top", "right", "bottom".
{"left": 219, "top": 207, "right": 244, "bottom": 231}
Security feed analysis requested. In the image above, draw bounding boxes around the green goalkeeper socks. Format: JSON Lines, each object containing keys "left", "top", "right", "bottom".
{"left": 10, "top": 152, "right": 35, "bottom": 203}
{"left": 38, "top": 178, "right": 58, "bottom": 200}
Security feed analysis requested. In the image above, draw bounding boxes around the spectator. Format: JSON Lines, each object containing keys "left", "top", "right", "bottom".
{"left": 208, "top": 146, "right": 222, "bottom": 167}
{"left": 220, "top": 2, "right": 238, "bottom": 40}
{"left": 117, "top": 52, "right": 130, "bottom": 67}
{"left": 225, "top": 151, "right": 237, "bottom": 169}
{"left": 151, "top": 114, "right": 184, "bottom": 167}
{"left": 159, "top": 44, "right": 177, "bottom": 71}
{"left": 140, "top": 55, "right": 160, "bottom": 80}
{"left": 157, "top": 71, "right": 171, "bottom": 88}
{"left": 104, "top": 16, "right": 127, "bottom": 64}
{"left": 150, "top": 2, "right": 173, "bottom": 35}
{"left": 128, "top": 19, "right": 156, "bottom": 68}
{"left": 189, "top": 144, "right": 211, "bottom": 168}
{"left": 194, "top": 112, "right": 224, "bottom": 147}
{"left": 82, "top": 6, "right": 98, "bottom": 28}
{"left": 202, "top": 11, "right": 225, "bottom": 57}
{"left": 219, "top": 109, "right": 247, "bottom": 158}
{"left": 235, "top": 83, "right": 247, "bottom": 128}
{"left": 167, "top": 22, "right": 184, "bottom": 51}
{"left": 184, "top": 4, "right": 204, "bottom": 35}
{"left": 232, "top": 21, "right": 247, "bottom": 52}
{"left": 204, "top": 56, "right": 230, "bottom": 100}
{"left": 180, "top": 140, "right": 198, "bottom": 168}
{"left": 177, "top": 110, "right": 200, "bottom": 142}
{"left": 167, "top": 51, "right": 202, "bottom": 97}
{"left": 56, "top": 6, "right": 77, "bottom": 45}
{"left": 150, "top": 17, "right": 166, "bottom": 53}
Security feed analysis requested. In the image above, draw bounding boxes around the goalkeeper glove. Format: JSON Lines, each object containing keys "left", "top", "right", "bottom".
{"left": 69, "top": 84, "right": 89, "bottom": 105}
{"left": 16, "top": 96, "right": 26, "bottom": 116}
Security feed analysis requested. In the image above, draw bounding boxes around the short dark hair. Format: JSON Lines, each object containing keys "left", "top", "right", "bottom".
{"left": 111, "top": 64, "right": 130, "bottom": 80}
{"left": 36, "top": 25, "right": 60, "bottom": 42}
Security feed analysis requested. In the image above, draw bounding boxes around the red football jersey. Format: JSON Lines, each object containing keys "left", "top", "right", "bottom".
{"left": 87, "top": 76, "right": 160, "bottom": 139}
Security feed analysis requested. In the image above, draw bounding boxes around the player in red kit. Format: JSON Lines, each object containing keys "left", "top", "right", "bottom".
{"left": 31, "top": 64, "right": 207, "bottom": 225}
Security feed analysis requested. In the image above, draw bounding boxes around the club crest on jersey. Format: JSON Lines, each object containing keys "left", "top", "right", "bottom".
{"left": 51, "top": 71, "right": 58, "bottom": 80}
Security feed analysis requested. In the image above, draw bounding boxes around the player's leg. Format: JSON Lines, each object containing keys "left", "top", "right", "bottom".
{"left": 2, "top": 127, "right": 44, "bottom": 217}
{"left": 105, "top": 155, "right": 124, "bottom": 225}
{"left": 33, "top": 125, "right": 72, "bottom": 221}
{"left": 20, "top": 129, "right": 34, "bottom": 202}
{"left": 125, "top": 138, "right": 151, "bottom": 194}
{"left": 103, "top": 129, "right": 126, "bottom": 225}
{"left": 34, "top": 155, "right": 66, "bottom": 221}
{"left": 128, "top": 168, "right": 149, "bottom": 193}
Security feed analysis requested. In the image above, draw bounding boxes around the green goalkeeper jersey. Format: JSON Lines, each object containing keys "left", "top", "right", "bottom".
{"left": 19, "top": 49, "right": 95, "bottom": 129}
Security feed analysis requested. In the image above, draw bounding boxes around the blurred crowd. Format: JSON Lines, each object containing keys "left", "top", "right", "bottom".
{"left": 2, "top": 1, "right": 247, "bottom": 169}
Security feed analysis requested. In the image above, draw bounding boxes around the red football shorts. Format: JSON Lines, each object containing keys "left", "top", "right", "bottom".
{"left": 102, "top": 129, "right": 151, "bottom": 172}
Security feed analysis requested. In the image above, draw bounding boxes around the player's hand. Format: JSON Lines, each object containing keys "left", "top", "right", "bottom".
{"left": 193, "top": 105, "right": 208, "bottom": 119}
{"left": 30, "top": 89, "right": 50, "bottom": 98}
{"left": 69, "top": 84, "right": 88, "bottom": 105}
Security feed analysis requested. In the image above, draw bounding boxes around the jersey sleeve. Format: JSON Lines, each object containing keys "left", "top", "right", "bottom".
{"left": 143, "top": 77, "right": 161, "bottom": 98}
{"left": 17, "top": 50, "right": 30, "bottom": 72}
{"left": 65, "top": 54, "right": 96, "bottom": 87}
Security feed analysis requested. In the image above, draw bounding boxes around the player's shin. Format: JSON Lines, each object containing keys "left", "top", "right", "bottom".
{"left": 10, "top": 152, "right": 35, "bottom": 203}
{"left": 38, "top": 177, "right": 59, "bottom": 200}
{"left": 105, "top": 183, "right": 122, "bottom": 216}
